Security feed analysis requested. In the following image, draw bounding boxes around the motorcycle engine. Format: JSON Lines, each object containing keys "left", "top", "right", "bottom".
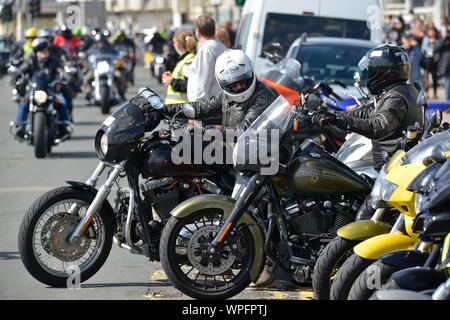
{"left": 282, "top": 195, "right": 364, "bottom": 238}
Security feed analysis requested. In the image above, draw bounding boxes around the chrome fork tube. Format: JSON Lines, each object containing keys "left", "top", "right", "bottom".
{"left": 69, "top": 161, "right": 126, "bottom": 244}
{"left": 389, "top": 215, "right": 405, "bottom": 234}
{"left": 86, "top": 162, "right": 107, "bottom": 187}
{"left": 68, "top": 162, "right": 107, "bottom": 216}
{"left": 370, "top": 208, "right": 385, "bottom": 221}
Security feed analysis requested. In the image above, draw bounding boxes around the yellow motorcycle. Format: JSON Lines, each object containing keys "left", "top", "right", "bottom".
{"left": 328, "top": 129, "right": 450, "bottom": 300}
{"left": 312, "top": 114, "right": 445, "bottom": 300}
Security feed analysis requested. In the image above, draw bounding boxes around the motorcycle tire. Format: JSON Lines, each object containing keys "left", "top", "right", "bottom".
{"left": 329, "top": 253, "right": 374, "bottom": 300}
{"left": 312, "top": 236, "right": 360, "bottom": 300}
{"left": 33, "top": 112, "right": 48, "bottom": 159}
{"left": 100, "top": 86, "right": 110, "bottom": 114}
{"left": 18, "top": 186, "right": 114, "bottom": 287}
{"left": 160, "top": 210, "right": 255, "bottom": 300}
{"left": 348, "top": 261, "right": 401, "bottom": 300}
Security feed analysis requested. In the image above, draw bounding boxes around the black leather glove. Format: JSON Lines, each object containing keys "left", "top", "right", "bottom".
{"left": 310, "top": 111, "right": 337, "bottom": 127}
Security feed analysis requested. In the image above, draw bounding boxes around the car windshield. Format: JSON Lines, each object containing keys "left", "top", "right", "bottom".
{"left": 403, "top": 130, "right": 450, "bottom": 165}
{"left": 233, "top": 96, "right": 295, "bottom": 174}
{"left": 295, "top": 44, "right": 370, "bottom": 86}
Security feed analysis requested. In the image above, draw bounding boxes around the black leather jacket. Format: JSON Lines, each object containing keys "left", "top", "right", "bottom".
{"left": 163, "top": 80, "right": 278, "bottom": 136}
{"left": 20, "top": 54, "right": 62, "bottom": 81}
{"left": 335, "top": 82, "right": 423, "bottom": 168}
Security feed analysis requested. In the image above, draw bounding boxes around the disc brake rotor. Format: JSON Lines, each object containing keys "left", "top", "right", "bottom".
{"left": 48, "top": 216, "right": 91, "bottom": 262}
{"left": 187, "top": 225, "right": 237, "bottom": 276}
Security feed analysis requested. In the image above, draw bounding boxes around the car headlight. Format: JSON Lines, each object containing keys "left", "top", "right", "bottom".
{"left": 380, "top": 180, "right": 399, "bottom": 202}
{"left": 97, "top": 61, "right": 110, "bottom": 74}
{"left": 155, "top": 57, "right": 164, "bottom": 64}
{"left": 34, "top": 90, "right": 48, "bottom": 105}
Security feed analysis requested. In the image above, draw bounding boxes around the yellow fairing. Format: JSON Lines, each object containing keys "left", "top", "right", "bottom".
{"left": 353, "top": 233, "right": 417, "bottom": 260}
{"left": 404, "top": 215, "right": 418, "bottom": 238}
{"left": 385, "top": 162, "right": 426, "bottom": 217}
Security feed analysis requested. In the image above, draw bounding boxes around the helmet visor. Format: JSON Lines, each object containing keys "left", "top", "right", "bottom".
{"left": 218, "top": 70, "right": 254, "bottom": 94}
{"left": 221, "top": 77, "right": 254, "bottom": 94}
{"left": 358, "top": 55, "right": 370, "bottom": 71}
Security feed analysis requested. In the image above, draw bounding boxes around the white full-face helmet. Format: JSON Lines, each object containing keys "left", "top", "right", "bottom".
{"left": 215, "top": 49, "right": 256, "bottom": 103}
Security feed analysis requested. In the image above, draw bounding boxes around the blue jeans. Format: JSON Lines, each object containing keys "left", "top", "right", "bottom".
{"left": 16, "top": 100, "right": 69, "bottom": 125}
{"left": 444, "top": 74, "right": 450, "bottom": 102}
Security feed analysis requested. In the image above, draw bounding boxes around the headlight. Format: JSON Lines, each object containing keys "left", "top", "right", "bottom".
{"left": 414, "top": 193, "right": 426, "bottom": 215}
{"left": 100, "top": 133, "right": 108, "bottom": 156}
{"left": 34, "top": 90, "right": 48, "bottom": 105}
{"left": 369, "top": 170, "right": 386, "bottom": 208}
{"left": 155, "top": 57, "right": 164, "bottom": 64}
{"left": 97, "top": 61, "right": 110, "bottom": 74}
{"left": 380, "top": 180, "right": 399, "bottom": 202}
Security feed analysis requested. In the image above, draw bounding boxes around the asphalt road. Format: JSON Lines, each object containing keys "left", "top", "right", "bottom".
{"left": 0, "top": 67, "right": 313, "bottom": 300}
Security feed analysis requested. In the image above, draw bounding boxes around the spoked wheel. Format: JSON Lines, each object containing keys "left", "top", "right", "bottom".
{"left": 160, "top": 210, "right": 255, "bottom": 300}
{"left": 18, "top": 187, "right": 114, "bottom": 287}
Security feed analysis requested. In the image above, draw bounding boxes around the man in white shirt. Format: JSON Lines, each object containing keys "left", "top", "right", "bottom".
{"left": 186, "top": 15, "right": 227, "bottom": 101}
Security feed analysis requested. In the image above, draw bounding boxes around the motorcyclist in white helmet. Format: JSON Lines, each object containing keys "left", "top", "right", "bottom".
{"left": 160, "top": 49, "right": 278, "bottom": 136}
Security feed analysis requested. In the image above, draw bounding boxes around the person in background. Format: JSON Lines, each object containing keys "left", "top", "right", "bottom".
{"left": 17, "top": 27, "right": 38, "bottom": 58}
{"left": 402, "top": 33, "right": 422, "bottom": 86}
{"left": 15, "top": 39, "right": 71, "bottom": 139}
{"left": 421, "top": 26, "right": 440, "bottom": 99}
{"left": 386, "top": 16, "right": 404, "bottom": 45}
{"left": 54, "top": 26, "right": 80, "bottom": 60}
{"left": 162, "top": 30, "right": 197, "bottom": 104}
{"left": 435, "top": 26, "right": 450, "bottom": 102}
{"left": 409, "top": 16, "right": 426, "bottom": 47}
{"left": 223, "top": 20, "right": 236, "bottom": 47}
{"left": 113, "top": 30, "right": 136, "bottom": 84}
{"left": 215, "top": 27, "right": 232, "bottom": 49}
{"left": 186, "top": 15, "right": 227, "bottom": 101}
{"left": 440, "top": 16, "right": 449, "bottom": 38}
{"left": 79, "top": 27, "right": 94, "bottom": 52}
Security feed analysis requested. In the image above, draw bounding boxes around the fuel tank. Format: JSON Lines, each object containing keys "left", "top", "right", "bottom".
{"left": 286, "top": 140, "right": 372, "bottom": 196}
{"left": 142, "top": 141, "right": 217, "bottom": 178}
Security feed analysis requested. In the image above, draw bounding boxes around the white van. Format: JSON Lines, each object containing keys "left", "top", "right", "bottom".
{"left": 236, "top": 0, "right": 383, "bottom": 76}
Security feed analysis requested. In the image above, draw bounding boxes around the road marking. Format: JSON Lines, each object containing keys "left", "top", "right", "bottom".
{"left": 148, "top": 270, "right": 168, "bottom": 281}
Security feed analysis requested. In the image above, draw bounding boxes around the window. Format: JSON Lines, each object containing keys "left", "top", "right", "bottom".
{"left": 296, "top": 44, "right": 371, "bottom": 85}
{"left": 236, "top": 13, "right": 253, "bottom": 51}
{"left": 262, "top": 13, "right": 371, "bottom": 57}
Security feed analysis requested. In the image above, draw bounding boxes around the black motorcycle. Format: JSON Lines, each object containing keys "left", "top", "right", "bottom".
{"left": 8, "top": 69, "right": 72, "bottom": 158}
{"left": 18, "top": 88, "right": 234, "bottom": 287}
{"left": 159, "top": 95, "right": 373, "bottom": 299}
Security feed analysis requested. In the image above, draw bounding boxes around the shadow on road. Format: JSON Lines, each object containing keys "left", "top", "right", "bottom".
{"left": 46, "top": 281, "right": 171, "bottom": 289}
{"left": 69, "top": 136, "right": 95, "bottom": 141}
{"left": 49, "top": 152, "right": 97, "bottom": 159}
{"left": 74, "top": 121, "right": 101, "bottom": 126}
{"left": 0, "top": 252, "right": 21, "bottom": 261}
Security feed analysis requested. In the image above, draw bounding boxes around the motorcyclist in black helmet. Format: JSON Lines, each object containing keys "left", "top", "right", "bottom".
{"left": 37, "top": 28, "right": 69, "bottom": 64}
{"left": 309, "top": 44, "right": 424, "bottom": 220}
{"left": 310, "top": 44, "right": 424, "bottom": 169}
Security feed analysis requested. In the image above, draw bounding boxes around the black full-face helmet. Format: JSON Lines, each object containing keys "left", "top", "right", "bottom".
{"left": 358, "top": 44, "right": 410, "bottom": 95}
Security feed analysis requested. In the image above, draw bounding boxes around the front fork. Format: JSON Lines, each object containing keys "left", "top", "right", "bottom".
{"left": 68, "top": 161, "right": 126, "bottom": 244}
{"left": 208, "top": 174, "right": 265, "bottom": 254}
